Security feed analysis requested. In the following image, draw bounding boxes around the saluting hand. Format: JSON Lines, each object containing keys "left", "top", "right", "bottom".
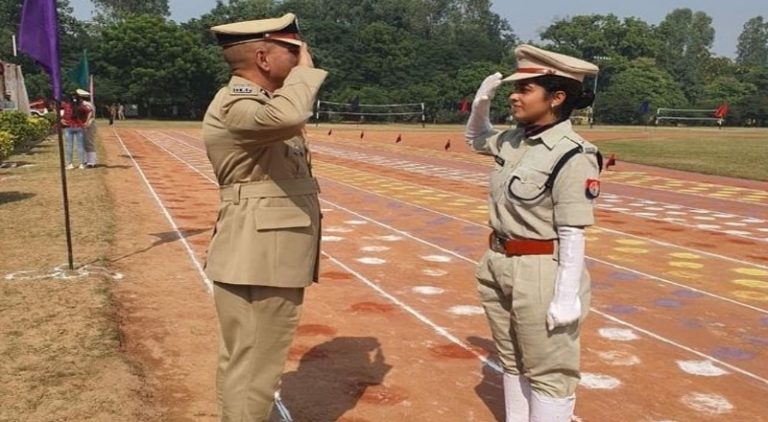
{"left": 473, "top": 72, "right": 503, "bottom": 105}
{"left": 298, "top": 42, "right": 315, "bottom": 68}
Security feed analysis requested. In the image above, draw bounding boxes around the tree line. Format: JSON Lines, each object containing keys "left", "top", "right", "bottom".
{"left": 1, "top": 0, "right": 767, "bottom": 125}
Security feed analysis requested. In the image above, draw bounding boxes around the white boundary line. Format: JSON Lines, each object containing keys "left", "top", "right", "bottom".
{"left": 316, "top": 179, "right": 768, "bottom": 316}
{"left": 291, "top": 145, "right": 768, "bottom": 267}
{"left": 323, "top": 252, "right": 503, "bottom": 373}
{"left": 312, "top": 139, "right": 768, "bottom": 225}
{"left": 150, "top": 130, "right": 768, "bottom": 311}
{"left": 113, "top": 128, "right": 212, "bottom": 292}
{"left": 141, "top": 129, "right": 768, "bottom": 388}
{"left": 311, "top": 136, "right": 768, "bottom": 209}
{"left": 310, "top": 140, "right": 768, "bottom": 243}
{"left": 311, "top": 158, "right": 768, "bottom": 269}
{"left": 118, "top": 129, "right": 297, "bottom": 420}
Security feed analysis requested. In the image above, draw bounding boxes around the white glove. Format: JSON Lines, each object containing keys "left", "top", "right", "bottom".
{"left": 465, "top": 72, "right": 503, "bottom": 140}
{"left": 546, "top": 226, "right": 585, "bottom": 330}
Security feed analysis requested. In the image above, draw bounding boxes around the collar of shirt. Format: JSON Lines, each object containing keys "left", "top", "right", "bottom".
{"left": 525, "top": 119, "right": 572, "bottom": 149}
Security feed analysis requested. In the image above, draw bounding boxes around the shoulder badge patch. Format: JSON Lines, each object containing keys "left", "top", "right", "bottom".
{"left": 232, "top": 85, "right": 254, "bottom": 95}
{"left": 585, "top": 178, "right": 601, "bottom": 199}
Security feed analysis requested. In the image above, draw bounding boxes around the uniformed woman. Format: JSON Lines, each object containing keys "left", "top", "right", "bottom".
{"left": 465, "top": 45, "right": 601, "bottom": 422}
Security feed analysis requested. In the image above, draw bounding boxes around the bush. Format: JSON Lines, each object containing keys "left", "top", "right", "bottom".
{"left": 0, "top": 130, "right": 14, "bottom": 162}
{"left": 27, "top": 116, "right": 52, "bottom": 140}
{"left": 0, "top": 111, "right": 53, "bottom": 158}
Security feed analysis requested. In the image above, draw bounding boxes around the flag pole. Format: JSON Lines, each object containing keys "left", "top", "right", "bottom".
{"left": 18, "top": 0, "right": 75, "bottom": 270}
{"left": 54, "top": 100, "right": 75, "bottom": 270}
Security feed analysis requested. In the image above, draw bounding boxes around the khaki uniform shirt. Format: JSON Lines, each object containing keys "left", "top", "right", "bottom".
{"left": 469, "top": 120, "right": 600, "bottom": 240}
{"left": 203, "top": 67, "right": 328, "bottom": 287}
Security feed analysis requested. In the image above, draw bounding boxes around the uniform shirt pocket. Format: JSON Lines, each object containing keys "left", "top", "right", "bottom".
{"left": 506, "top": 166, "right": 550, "bottom": 203}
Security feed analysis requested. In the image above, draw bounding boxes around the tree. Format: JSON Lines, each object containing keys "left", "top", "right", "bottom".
{"left": 92, "top": 0, "right": 170, "bottom": 20}
{"left": 736, "top": 16, "right": 768, "bottom": 67}
{"left": 93, "top": 15, "right": 218, "bottom": 116}
{"left": 702, "top": 76, "right": 757, "bottom": 106}
{"left": 596, "top": 58, "right": 687, "bottom": 124}
{"left": 540, "top": 14, "right": 658, "bottom": 60}
{"left": 655, "top": 8, "right": 715, "bottom": 103}
{"left": 1, "top": 0, "right": 93, "bottom": 99}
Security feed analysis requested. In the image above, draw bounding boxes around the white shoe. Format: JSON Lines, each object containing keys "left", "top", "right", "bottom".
{"left": 530, "top": 391, "right": 575, "bottom": 422}
{"left": 65, "top": 164, "right": 74, "bottom": 170}
{"left": 78, "top": 164, "right": 86, "bottom": 169}
{"left": 503, "top": 373, "right": 531, "bottom": 422}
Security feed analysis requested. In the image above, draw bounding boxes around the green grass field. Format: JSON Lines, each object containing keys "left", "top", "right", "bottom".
{"left": 590, "top": 129, "right": 768, "bottom": 181}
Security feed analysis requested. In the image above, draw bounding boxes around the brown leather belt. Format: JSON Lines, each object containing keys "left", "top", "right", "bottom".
{"left": 489, "top": 232, "right": 555, "bottom": 256}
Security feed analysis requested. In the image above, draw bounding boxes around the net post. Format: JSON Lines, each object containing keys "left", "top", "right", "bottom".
{"left": 421, "top": 103, "right": 425, "bottom": 128}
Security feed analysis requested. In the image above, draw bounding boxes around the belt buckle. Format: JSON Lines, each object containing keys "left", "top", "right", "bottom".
{"left": 491, "top": 233, "right": 505, "bottom": 253}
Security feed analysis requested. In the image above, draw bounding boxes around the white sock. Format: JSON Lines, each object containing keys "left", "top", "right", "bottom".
{"left": 503, "top": 373, "right": 531, "bottom": 422}
{"left": 530, "top": 390, "right": 575, "bottom": 422}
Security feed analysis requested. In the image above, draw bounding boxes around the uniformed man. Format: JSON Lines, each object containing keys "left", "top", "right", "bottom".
{"left": 202, "top": 13, "right": 327, "bottom": 422}
{"left": 465, "top": 45, "right": 601, "bottom": 422}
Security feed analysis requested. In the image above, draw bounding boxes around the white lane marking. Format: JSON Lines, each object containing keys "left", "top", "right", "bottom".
{"left": 150, "top": 128, "right": 768, "bottom": 388}
{"left": 448, "top": 305, "right": 485, "bottom": 316}
{"left": 681, "top": 393, "right": 734, "bottom": 415}
{"left": 597, "top": 351, "right": 641, "bottom": 366}
{"left": 324, "top": 159, "right": 768, "bottom": 269}
{"left": 324, "top": 252, "right": 503, "bottom": 374}
{"left": 423, "top": 269, "right": 449, "bottom": 277}
{"left": 344, "top": 220, "right": 368, "bottom": 225}
{"left": 412, "top": 286, "right": 446, "bottom": 295}
{"left": 366, "top": 235, "right": 404, "bottom": 242}
{"left": 4, "top": 264, "right": 124, "bottom": 281}
{"left": 134, "top": 129, "right": 293, "bottom": 420}
{"left": 598, "top": 328, "right": 640, "bottom": 342}
{"left": 322, "top": 236, "right": 344, "bottom": 242}
{"left": 361, "top": 246, "right": 391, "bottom": 253}
{"left": 312, "top": 141, "right": 768, "bottom": 238}
{"left": 676, "top": 360, "right": 729, "bottom": 377}
{"left": 579, "top": 373, "right": 622, "bottom": 390}
{"left": 598, "top": 312, "right": 768, "bottom": 386}
{"left": 319, "top": 176, "right": 768, "bottom": 314}
{"left": 325, "top": 226, "right": 353, "bottom": 233}
{"left": 356, "top": 257, "right": 387, "bottom": 265}
{"left": 115, "top": 129, "right": 211, "bottom": 292}
{"left": 421, "top": 255, "right": 453, "bottom": 263}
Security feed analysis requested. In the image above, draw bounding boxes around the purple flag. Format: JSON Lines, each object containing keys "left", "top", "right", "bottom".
{"left": 18, "top": 0, "right": 61, "bottom": 101}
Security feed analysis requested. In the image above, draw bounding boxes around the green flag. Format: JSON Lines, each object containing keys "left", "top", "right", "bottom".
{"left": 68, "top": 50, "right": 89, "bottom": 90}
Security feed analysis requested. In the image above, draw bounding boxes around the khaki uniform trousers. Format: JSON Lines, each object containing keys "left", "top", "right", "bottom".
{"left": 476, "top": 250, "right": 591, "bottom": 398}
{"left": 214, "top": 282, "right": 304, "bottom": 422}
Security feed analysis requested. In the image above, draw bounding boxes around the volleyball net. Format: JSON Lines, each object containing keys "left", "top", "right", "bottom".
{"left": 315, "top": 100, "right": 426, "bottom": 125}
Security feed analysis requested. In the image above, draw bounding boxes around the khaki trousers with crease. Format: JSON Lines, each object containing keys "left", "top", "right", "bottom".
{"left": 214, "top": 282, "right": 304, "bottom": 422}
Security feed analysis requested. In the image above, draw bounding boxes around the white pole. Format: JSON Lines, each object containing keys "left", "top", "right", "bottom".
{"left": 12, "top": 35, "right": 17, "bottom": 57}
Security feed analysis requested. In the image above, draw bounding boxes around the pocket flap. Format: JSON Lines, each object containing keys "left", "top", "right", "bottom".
{"left": 256, "top": 206, "right": 311, "bottom": 230}
{"left": 507, "top": 167, "right": 549, "bottom": 201}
